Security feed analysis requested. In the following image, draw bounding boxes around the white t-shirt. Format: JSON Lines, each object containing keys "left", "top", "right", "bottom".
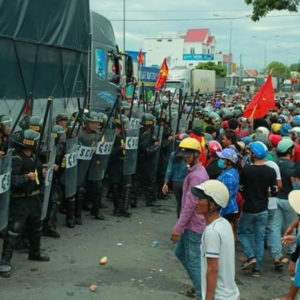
{"left": 264, "top": 160, "right": 281, "bottom": 210}
{"left": 201, "top": 217, "right": 240, "bottom": 300}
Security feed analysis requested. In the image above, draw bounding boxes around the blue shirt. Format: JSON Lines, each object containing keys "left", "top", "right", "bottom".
{"left": 164, "top": 152, "right": 187, "bottom": 183}
{"left": 217, "top": 168, "right": 239, "bottom": 216}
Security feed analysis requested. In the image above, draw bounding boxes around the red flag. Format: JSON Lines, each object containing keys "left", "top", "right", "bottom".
{"left": 137, "top": 49, "right": 144, "bottom": 65}
{"left": 243, "top": 74, "right": 275, "bottom": 118}
{"left": 155, "top": 58, "right": 169, "bottom": 91}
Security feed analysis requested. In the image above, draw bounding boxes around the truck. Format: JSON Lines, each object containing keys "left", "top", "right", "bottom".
{"left": 164, "top": 67, "right": 216, "bottom": 97}
{"left": 282, "top": 79, "right": 292, "bottom": 92}
{"left": 0, "top": 0, "right": 130, "bottom": 120}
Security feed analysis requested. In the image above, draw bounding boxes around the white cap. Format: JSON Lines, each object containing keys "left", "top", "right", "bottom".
{"left": 192, "top": 180, "right": 229, "bottom": 208}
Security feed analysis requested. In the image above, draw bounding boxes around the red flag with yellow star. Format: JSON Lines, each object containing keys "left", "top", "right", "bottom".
{"left": 155, "top": 58, "right": 168, "bottom": 91}
{"left": 243, "top": 74, "right": 275, "bottom": 118}
{"left": 137, "top": 49, "right": 144, "bottom": 65}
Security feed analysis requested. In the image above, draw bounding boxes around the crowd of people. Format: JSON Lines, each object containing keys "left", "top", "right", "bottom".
{"left": 0, "top": 91, "right": 300, "bottom": 300}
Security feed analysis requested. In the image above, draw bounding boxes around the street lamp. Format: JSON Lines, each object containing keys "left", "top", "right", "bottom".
{"left": 123, "top": 0, "right": 126, "bottom": 53}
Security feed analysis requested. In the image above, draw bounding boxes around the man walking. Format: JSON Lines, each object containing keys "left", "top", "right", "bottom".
{"left": 192, "top": 180, "right": 240, "bottom": 300}
{"left": 171, "top": 137, "right": 209, "bottom": 300}
{"left": 238, "top": 141, "right": 277, "bottom": 276}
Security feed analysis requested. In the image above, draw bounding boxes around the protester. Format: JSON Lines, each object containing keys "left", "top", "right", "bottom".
{"left": 192, "top": 180, "right": 240, "bottom": 300}
{"left": 171, "top": 137, "right": 209, "bottom": 300}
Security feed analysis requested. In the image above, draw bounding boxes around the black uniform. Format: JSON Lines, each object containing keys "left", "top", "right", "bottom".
{"left": 0, "top": 148, "right": 49, "bottom": 277}
{"left": 138, "top": 127, "right": 160, "bottom": 206}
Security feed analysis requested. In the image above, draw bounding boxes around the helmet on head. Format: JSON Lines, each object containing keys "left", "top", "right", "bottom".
{"left": 114, "top": 114, "right": 129, "bottom": 128}
{"left": 141, "top": 113, "right": 155, "bottom": 127}
{"left": 269, "top": 133, "right": 282, "bottom": 147}
{"left": 216, "top": 148, "right": 238, "bottom": 164}
{"left": 292, "top": 115, "right": 300, "bottom": 126}
{"left": 280, "top": 123, "right": 292, "bottom": 137}
{"left": 85, "top": 111, "right": 99, "bottom": 123}
{"left": 277, "top": 138, "right": 294, "bottom": 154}
{"left": 208, "top": 140, "right": 222, "bottom": 155}
{"left": 249, "top": 141, "right": 267, "bottom": 159}
{"left": 18, "top": 129, "right": 40, "bottom": 150}
{"left": 176, "top": 137, "right": 201, "bottom": 157}
{"left": 256, "top": 126, "right": 269, "bottom": 137}
{"left": 0, "top": 115, "right": 12, "bottom": 133}
{"left": 271, "top": 123, "right": 281, "bottom": 133}
{"left": 19, "top": 115, "right": 43, "bottom": 132}
{"left": 98, "top": 112, "right": 108, "bottom": 127}
{"left": 56, "top": 113, "right": 68, "bottom": 124}
{"left": 277, "top": 115, "right": 287, "bottom": 124}
{"left": 191, "top": 180, "right": 229, "bottom": 208}
{"left": 289, "top": 127, "right": 300, "bottom": 138}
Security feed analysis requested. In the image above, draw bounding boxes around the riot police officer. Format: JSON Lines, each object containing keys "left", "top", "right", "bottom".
{"left": 0, "top": 129, "right": 50, "bottom": 278}
{"left": 42, "top": 125, "right": 65, "bottom": 238}
{"left": 108, "top": 114, "right": 131, "bottom": 217}
{"left": 76, "top": 111, "right": 100, "bottom": 224}
{"left": 138, "top": 113, "right": 160, "bottom": 206}
{"left": 0, "top": 115, "right": 12, "bottom": 155}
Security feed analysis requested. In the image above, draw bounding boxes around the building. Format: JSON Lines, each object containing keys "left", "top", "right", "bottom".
{"left": 144, "top": 29, "right": 230, "bottom": 69}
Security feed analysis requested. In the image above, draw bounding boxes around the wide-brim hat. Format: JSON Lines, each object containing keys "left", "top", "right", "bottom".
{"left": 288, "top": 190, "right": 300, "bottom": 215}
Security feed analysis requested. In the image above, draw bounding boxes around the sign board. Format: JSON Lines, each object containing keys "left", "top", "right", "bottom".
{"left": 183, "top": 54, "right": 214, "bottom": 61}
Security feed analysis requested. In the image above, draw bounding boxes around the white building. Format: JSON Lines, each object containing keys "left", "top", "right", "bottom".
{"left": 144, "top": 29, "right": 222, "bottom": 69}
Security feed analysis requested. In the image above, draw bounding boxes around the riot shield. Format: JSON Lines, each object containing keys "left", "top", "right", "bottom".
{"left": 77, "top": 131, "right": 98, "bottom": 187}
{"left": 0, "top": 151, "right": 12, "bottom": 231}
{"left": 123, "top": 119, "right": 140, "bottom": 175}
{"left": 41, "top": 137, "right": 56, "bottom": 220}
{"left": 88, "top": 129, "right": 115, "bottom": 181}
{"left": 65, "top": 137, "right": 78, "bottom": 198}
{"left": 152, "top": 124, "right": 164, "bottom": 174}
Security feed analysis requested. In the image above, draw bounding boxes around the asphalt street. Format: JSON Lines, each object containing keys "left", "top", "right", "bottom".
{"left": 0, "top": 192, "right": 295, "bottom": 300}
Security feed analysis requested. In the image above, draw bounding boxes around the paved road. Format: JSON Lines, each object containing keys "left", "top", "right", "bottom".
{"left": 0, "top": 193, "right": 294, "bottom": 300}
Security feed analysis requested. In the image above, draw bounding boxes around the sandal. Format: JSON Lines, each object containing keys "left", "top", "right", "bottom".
{"left": 185, "top": 288, "right": 195, "bottom": 297}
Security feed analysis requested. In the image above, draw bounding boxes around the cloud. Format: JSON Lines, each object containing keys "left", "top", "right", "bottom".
{"left": 90, "top": 0, "right": 299, "bottom": 69}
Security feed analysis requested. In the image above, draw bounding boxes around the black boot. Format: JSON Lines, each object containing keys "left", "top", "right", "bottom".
{"left": 90, "top": 184, "right": 105, "bottom": 221}
{"left": 112, "top": 185, "right": 123, "bottom": 216}
{"left": 91, "top": 196, "right": 105, "bottom": 220}
{"left": 0, "top": 233, "right": 18, "bottom": 278}
{"left": 121, "top": 185, "right": 132, "bottom": 218}
{"left": 43, "top": 193, "right": 60, "bottom": 238}
{"left": 75, "top": 194, "right": 82, "bottom": 225}
{"left": 28, "top": 232, "right": 50, "bottom": 262}
{"left": 66, "top": 198, "right": 76, "bottom": 228}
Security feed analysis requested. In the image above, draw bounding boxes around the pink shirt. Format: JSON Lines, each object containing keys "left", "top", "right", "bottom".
{"left": 173, "top": 163, "right": 209, "bottom": 234}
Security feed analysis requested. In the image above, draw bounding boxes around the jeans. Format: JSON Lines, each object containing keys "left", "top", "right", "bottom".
{"left": 271, "top": 198, "right": 296, "bottom": 258}
{"left": 266, "top": 209, "right": 276, "bottom": 258}
{"left": 238, "top": 210, "right": 268, "bottom": 271}
{"left": 173, "top": 181, "right": 183, "bottom": 219}
{"left": 175, "top": 230, "right": 202, "bottom": 300}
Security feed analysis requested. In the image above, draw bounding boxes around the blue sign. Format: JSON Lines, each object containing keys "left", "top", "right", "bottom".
{"left": 95, "top": 49, "right": 107, "bottom": 79}
{"left": 140, "top": 66, "right": 159, "bottom": 83}
{"left": 183, "top": 54, "right": 214, "bottom": 61}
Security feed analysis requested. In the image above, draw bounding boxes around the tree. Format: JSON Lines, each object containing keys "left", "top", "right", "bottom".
{"left": 290, "top": 63, "right": 300, "bottom": 72}
{"left": 245, "top": 0, "right": 300, "bottom": 21}
{"left": 195, "top": 62, "right": 227, "bottom": 77}
{"left": 267, "top": 61, "right": 290, "bottom": 79}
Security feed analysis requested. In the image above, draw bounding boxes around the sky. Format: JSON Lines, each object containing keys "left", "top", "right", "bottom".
{"left": 90, "top": 0, "right": 300, "bottom": 71}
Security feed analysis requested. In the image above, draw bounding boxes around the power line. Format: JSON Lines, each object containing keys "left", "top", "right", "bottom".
{"left": 110, "top": 13, "right": 300, "bottom": 22}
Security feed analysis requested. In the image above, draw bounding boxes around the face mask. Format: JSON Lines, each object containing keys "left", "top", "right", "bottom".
{"left": 218, "top": 159, "right": 226, "bottom": 169}
{"left": 293, "top": 181, "right": 300, "bottom": 190}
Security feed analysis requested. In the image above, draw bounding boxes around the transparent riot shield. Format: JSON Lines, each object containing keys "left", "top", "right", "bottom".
{"left": 41, "top": 137, "right": 56, "bottom": 220}
{"left": 65, "top": 137, "right": 78, "bottom": 198}
{"left": 123, "top": 120, "right": 140, "bottom": 175}
{"left": 152, "top": 124, "right": 164, "bottom": 174}
{"left": 88, "top": 129, "right": 115, "bottom": 181}
{"left": 0, "top": 151, "right": 12, "bottom": 231}
{"left": 77, "top": 131, "right": 98, "bottom": 187}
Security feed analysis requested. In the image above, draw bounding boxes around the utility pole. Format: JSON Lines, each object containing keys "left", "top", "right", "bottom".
{"left": 123, "top": 0, "right": 126, "bottom": 54}
{"left": 239, "top": 54, "right": 243, "bottom": 87}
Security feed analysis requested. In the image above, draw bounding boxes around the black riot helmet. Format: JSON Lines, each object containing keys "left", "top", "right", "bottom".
{"left": 19, "top": 115, "right": 43, "bottom": 132}
{"left": 18, "top": 129, "right": 40, "bottom": 150}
